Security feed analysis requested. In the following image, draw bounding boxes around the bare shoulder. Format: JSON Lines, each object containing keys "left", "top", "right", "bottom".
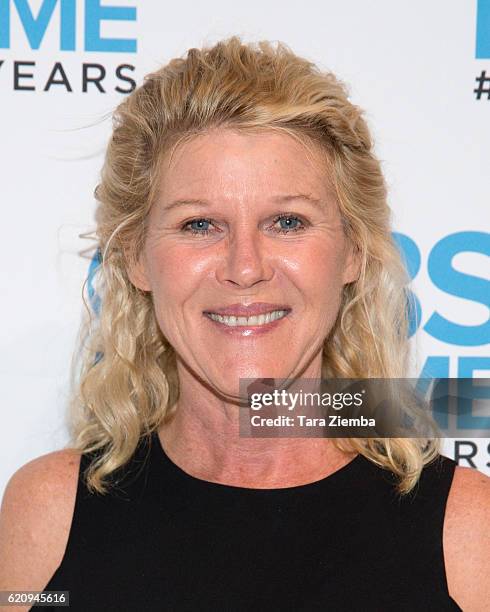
{"left": 444, "top": 463, "right": 490, "bottom": 611}
{"left": 0, "top": 448, "right": 82, "bottom": 610}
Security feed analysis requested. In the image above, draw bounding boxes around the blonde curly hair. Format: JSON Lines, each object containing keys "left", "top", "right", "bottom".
{"left": 67, "top": 36, "right": 440, "bottom": 495}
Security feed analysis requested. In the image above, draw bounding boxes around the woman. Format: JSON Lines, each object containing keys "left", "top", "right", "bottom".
{"left": 0, "top": 37, "right": 488, "bottom": 611}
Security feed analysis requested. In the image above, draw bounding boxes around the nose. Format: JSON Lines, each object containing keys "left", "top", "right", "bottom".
{"left": 215, "top": 228, "right": 274, "bottom": 288}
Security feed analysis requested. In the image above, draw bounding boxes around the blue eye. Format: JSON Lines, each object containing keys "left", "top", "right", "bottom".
{"left": 273, "top": 214, "right": 305, "bottom": 234}
{"left": 183, "top": 218, "right": 214, "bottom": 235}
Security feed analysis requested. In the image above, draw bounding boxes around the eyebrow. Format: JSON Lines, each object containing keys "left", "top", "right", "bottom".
{"left": 162, "top": 193, "right": 325, "bottom": 211}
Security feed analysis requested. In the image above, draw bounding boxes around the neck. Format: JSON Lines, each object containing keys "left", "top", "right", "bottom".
{"left": 157, "top": 359, "right": 357, "bottom": 489}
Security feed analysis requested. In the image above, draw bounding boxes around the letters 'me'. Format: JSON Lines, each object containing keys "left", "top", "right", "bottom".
{"left": 0, "top": 0, "right": 137, "bottom": 52}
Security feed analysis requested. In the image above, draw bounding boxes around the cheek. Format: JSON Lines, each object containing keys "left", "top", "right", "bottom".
{"left": 286, "top": 242, "right": 347, "bottom": 300}
{"left": 145, "top": 244, "right": 210, "bottom": 324}
{"left": 148, "top": 262, "right": 179, "bottom": 303}
{"left": 283, "top": 243, "right": 347, "bottom": 337}
{"left": 148, "top": 267, "right": 190, "bottom": 350}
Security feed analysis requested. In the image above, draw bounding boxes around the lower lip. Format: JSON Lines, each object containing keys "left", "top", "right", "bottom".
{"left": 203, "top": 312, "right": 291, "bottom": 336}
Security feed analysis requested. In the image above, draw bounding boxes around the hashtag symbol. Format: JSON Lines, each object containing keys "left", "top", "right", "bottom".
{"left": 474, "top": 70, "right": 490, "bottom": 99}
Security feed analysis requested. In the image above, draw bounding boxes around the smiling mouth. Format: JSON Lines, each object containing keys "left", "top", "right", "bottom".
{"left": 204, "top": 309, "right": 290, "bottom": 327}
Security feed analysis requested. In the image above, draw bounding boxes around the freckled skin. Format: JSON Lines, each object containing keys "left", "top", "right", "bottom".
{"left": 130, "top": 129, "right": 359, "bottom": 401}
{"left": 126, "top": 128, "right": 362, "bottom": 487}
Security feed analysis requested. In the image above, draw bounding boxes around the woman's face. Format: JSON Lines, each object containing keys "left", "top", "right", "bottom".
{"left": 129, "top": 129, "right": 359, "bottom": 398}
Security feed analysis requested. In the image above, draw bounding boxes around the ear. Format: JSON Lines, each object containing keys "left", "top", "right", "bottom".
{"left": 126, "top": 253, "right": 152, "bottom": 292}
{"left": 342, "top": 240, "right": 362, "bottom": 285}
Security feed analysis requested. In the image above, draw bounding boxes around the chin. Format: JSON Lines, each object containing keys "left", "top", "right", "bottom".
{"left": 223, "top": 360, "right": 285, "bottom": 377}
{"left": 208, "top": 362, "right": 290, "bottom": 393}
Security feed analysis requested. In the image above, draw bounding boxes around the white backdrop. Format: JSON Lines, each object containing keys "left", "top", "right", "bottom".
{"left": 1, "top": 0, "right": 489, "bottom": 497}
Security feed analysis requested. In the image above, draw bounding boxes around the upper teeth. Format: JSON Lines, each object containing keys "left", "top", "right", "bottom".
{"left": 207, "top": 310, "right": 288, "bottom": 327}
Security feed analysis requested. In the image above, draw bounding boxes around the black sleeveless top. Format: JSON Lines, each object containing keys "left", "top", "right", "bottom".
{"left": 43, "top": 432, "right": 461, "bottom": 611}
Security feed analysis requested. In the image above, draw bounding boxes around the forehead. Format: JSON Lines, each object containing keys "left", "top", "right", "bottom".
{"left": 156, "top": 128, "right": 335, "bottom": 201}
